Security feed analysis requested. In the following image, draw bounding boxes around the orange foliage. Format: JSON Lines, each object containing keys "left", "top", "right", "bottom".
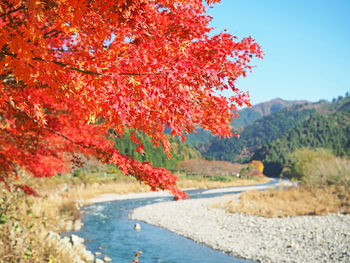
{"left": 251, "top": 160, "right": 264, "bottom": 174}
{"left": 0, "top": 0, "right": 262, "bottom": 198}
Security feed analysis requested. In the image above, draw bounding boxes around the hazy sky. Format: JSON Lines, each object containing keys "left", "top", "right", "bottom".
{"left": 207, "top": 0, "right": 350, "bottom": 105}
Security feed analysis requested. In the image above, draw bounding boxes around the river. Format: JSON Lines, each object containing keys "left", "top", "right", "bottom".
{"left": 67, "top": 179, "right": 282, "bottom": 262}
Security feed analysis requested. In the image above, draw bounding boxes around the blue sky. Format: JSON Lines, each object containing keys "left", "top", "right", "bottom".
{"left": 207, "top": 0, "right": 350, "bottom": 105}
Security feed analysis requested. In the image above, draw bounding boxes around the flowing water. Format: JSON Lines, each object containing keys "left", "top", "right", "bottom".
{"left": 67, "top": 179, "right": 280, "bottom": 262}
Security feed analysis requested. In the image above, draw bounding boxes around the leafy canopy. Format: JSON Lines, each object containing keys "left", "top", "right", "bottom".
{"left": 0, "top": 0, "right": 262, "bottom": 199}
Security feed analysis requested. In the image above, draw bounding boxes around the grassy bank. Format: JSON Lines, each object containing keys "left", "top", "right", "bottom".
{"left": 221, "top": 186, "right": 350, "bottom": 217}
{"left": 0, "top": 172, "right": 268, "bottom": 262}
{"left": 177, "top": 174, "right": 269, "bottom": 189}
{"left": 217, "top": 149, "right": 350, "bottom": 218}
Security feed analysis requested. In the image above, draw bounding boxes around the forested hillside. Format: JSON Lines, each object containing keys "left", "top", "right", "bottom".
{"left": 202, "top": 106, "right": 316, "bottom": 162}
{"left": 253, "top": 97, "right": 350, "bottom": 176}
{"left": 111, "top": 130, "right": 201, "bottom": 170}
{"left": 201, "top": 95, "right": 350, "bottom": 176}
{"left": 184, "top": 98, "right": 308, "bottom": 147}
{"left": 179, "top": 128, "right": 214, "bottom": 147}
{"left": 231, "top": 98, "right": 308, "bottom": 128}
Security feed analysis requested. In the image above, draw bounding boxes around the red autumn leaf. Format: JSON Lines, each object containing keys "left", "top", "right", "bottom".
{"left": 0, "top": 0, "right": 262, "bottom": 200}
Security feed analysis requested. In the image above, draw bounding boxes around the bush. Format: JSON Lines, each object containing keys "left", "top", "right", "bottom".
{"left": 208, "top": 175, "right": 231, "bottom": 182}
{"left": 282, "top": 148, "right": 350, "bottom": 189}
{"left": 240, "top": 162, "right": 263, "bottom": 177}
{"left": 251, "top": 160, "right": 264, "bottom": 173}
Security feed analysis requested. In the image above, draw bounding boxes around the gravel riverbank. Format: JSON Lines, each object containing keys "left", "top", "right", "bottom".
{"left": 130, "top": 195, "right": 350, "bottom": 263}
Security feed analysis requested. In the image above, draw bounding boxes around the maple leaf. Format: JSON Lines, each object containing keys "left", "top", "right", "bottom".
{"left": 0, "top": 0, "right": 262, "bottom": 200}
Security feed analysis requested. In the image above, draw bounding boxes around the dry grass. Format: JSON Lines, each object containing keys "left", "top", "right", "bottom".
{"left": 26, "top": 176, "right": 152, "bottom": 231}
{"left": 177, "top": 175, "right": 269, "bottom": 189}
{"left": 222, "top": 186, "right": 350, "bottom": 218}
{"left": 177, "top": 159, "right": 245, "bottom": 177}
{"left": 0, "top": 188, "right": 60, "bottom": 262}
{"left": 219, "top": 149, "right": 350, "bottom": 218}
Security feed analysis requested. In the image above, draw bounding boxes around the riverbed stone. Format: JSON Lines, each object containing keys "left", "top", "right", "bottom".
{"left": 104, "top": 255, "right": 112, "bottom": 262}
{"left": 133, "top": 223, "right": 141, "bottom": 231}
{"left": 71, "top": 234, "right": 84, "bottom": 246}
{"left": 131, "top": 195, "right": 350, "bottom": 263}
{"left": 65, "top": 220, "right": 73, "bottom": 231}
{"left": 74, "top": 219, "right": 83, "bottom": 231}
{"left": 82, "top": 250, "right": 94, "bottom": 263}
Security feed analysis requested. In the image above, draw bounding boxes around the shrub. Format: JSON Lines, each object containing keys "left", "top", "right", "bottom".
{"left": 282, "top": 148, "right": 350, "bottom": 189}
{"left": 251, "top": 160, "right": 264, "bottom": 174}
{"left": 208, "top": 175, "right": 231, "bottom": 182}
{"left": 240, "top": 162, "right": 264, "bottom": 177}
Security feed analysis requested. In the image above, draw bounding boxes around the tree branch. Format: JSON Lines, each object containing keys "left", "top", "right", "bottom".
{"left": 48, "top": 48, "right": 80, "bottom": 52}
{"left": 5, "top": 100, "right": 97, "bottom": 150}
{"left": 1, "top": 51, "right": 167, "bottom": 76}
{"left": 43, "top": 29, "right": 61, "bottom": 39}
{"left": 0, "top": 50, "right": 16, "bottom": 58}
{"left": 0, "top": 6, "right": 25, "bottom": 18}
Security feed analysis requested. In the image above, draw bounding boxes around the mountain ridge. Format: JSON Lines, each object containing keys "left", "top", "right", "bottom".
{"left": 201, "top": 95, "right": 350, "bottom": 176}
{"left": 231, "top": 98, "right": 309, "bottom": 128}
{"left": 184, "top": 98, "right": 310, "bottom": 146}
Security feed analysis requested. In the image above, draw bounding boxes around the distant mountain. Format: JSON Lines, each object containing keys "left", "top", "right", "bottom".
{"left": 325, "top": 96, "right": 350, "bottom": 113}
{"left": 253, "top": 96, "right": 350, "bottom": 176}
{"left": 201, "top": 95, "right": 350, "bottom": 173}
{"left": 184, "top": 98, "right": 309, "bottom": 147}
{"left": 202, "top": 105, "right": 316, "bottom": 162}
{"left": 231, "top": 98, "right": 308, "bottom": 128}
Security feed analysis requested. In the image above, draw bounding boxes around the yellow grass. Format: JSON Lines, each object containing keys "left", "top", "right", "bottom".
{"left": 177, "top": 175, "right": 269, "bottom": 189}
{"left": 222, "top": 186, "right": 350, "bottom": 218}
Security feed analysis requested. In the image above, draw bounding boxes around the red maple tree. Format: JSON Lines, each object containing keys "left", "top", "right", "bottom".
{"left": 0, "top": 0, "right": 262, "bottom": 199}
